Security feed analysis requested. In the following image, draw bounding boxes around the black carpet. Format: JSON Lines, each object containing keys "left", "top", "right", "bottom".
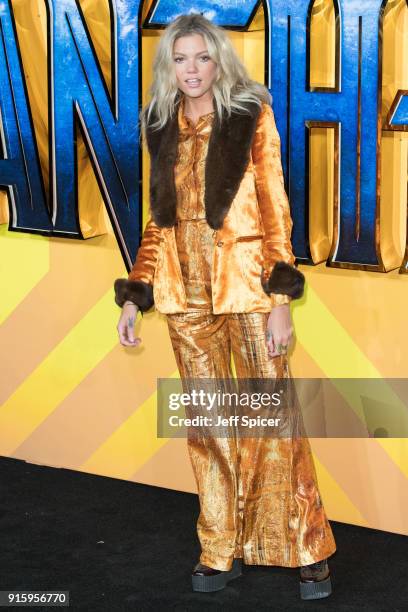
{"left": 0, "top": 456, "right": 406, "bottom": 611}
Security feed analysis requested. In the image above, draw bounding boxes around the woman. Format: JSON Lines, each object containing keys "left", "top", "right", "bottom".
{"left": 114, "top": 13, "right": 336, "bottom": 600}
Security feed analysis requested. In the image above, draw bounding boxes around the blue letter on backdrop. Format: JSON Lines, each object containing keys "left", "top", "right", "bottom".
{"left": 0, "top": 1, "right": 50, "bottom": 233}
{"left": 49, "top": 0, "right": 141, "bottom": 268}
{"left": 271, "top": 0, "right": 384, "bottom": 268}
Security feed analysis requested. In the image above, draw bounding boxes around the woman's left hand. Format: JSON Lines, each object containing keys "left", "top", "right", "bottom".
{"left": 265, "top": 304, "right": 294, "bottom": 358}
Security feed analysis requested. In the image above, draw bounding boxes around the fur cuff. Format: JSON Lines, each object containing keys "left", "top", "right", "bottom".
{"left": 114, "top": 278, "right": 154, "bottom": 312}
{"left": 261, "top": 261, "right": 305, "bottom": 299}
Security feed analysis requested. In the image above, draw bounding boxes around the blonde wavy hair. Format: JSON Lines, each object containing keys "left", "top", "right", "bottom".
{"left": 140, "top": 13, "right": 272, "bottom": 143}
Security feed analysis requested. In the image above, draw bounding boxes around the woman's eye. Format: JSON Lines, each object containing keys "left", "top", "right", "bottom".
{"left": 173, "top": 55, "right": 210, "bottom": 63}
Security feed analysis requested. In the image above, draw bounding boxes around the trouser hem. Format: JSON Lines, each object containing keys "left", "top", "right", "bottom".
{"left": 199, "top": 543, "right": 337, "bottom": 571}
{"left": 199, "top": 554, "right": 237, "bottom": 572}
{"left": 243, "top": 544, "right": 337, "bottom": 568}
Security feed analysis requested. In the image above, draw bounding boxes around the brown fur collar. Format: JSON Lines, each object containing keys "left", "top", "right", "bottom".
{"left": 145, "top": 97, "right": 262, "bottom": 229}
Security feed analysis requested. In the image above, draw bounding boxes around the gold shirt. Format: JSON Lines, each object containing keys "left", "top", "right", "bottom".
{"left": 174, "top": 96, "right": 216, "bottom": 309}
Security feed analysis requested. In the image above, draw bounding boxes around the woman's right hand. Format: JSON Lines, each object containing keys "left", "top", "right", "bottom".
{"left": 117, "top": 301, "right": 141, "bottom": 347}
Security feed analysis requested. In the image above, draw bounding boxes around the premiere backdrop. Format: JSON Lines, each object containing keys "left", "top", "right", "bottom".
{"left": 0, "top": 0, "right": 407, "bottom": 536}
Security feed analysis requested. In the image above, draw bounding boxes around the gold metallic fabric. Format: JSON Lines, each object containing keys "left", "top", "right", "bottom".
{"left": 166, "top": 309, "right": 337, "bottom": 571}
{"left": 173, "top": 102, "right": 216, "bottom": 309}
{"left": 127, "top": 95, "right": 296, "bottom": 313}
{"left": 166, "top": 115, "right": 336, "bottom": 569}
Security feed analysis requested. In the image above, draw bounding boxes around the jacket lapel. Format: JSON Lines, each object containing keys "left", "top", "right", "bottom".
{"left": 145, "top": 97, "right": 262, "bottom": 229}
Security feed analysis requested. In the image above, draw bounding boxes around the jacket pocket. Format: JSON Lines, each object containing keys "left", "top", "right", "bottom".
{"left": 235, "top": 234, "right": 264, "bottom": 243}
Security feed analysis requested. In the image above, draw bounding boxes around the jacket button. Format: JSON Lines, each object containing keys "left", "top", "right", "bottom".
{"left": 217, "top": 241, "right": 224, "bottom": 247}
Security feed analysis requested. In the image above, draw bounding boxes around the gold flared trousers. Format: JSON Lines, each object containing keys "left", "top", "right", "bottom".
{"left": 166, "top": 309, "right": 337, "bottom": 571}
{"left": 164, "top": 106, "right": 336, "bottom": 571}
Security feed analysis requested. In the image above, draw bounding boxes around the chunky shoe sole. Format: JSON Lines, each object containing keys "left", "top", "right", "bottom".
{"left": 299, "top": 574, "right": 332, "bottom": 600}
{"left": 192, "top": 558, "right": 243, "bottom": 593}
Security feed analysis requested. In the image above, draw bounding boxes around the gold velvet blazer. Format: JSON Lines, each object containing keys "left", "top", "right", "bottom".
{"left": 114, "top": 97, "right": 305, "bottom": 314}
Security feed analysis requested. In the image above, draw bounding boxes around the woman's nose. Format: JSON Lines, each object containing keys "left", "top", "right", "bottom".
{"left": 186, "top": 61, "right": 198, "bottom": 73}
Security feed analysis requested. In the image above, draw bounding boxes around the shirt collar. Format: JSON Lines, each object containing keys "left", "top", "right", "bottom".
{"left": 178, "top": 95, "right": 215, "bottom": 134}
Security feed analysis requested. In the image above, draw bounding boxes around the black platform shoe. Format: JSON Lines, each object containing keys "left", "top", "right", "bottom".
{"left": 299, "top": 558, "right": 332, "bottom": 600}
{"left": 191, "top": 558, "right": 243, "bottom": 592}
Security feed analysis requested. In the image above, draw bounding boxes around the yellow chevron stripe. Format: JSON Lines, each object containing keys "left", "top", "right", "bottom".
{"left": 312, "top": 451, "right": 369, "bottom": 526}
{"left": 294, "top": 286, "right": 408, "bottom": 475}
{"left": 377, "top": 439, "right": 408, "bottom": 479}
{"left": 0, "top": 290, "right": 119, "bottom": 454}
{"left": 0, "top": 226, "right": 49, "bottom": 324}
{"left": 81, "top": 371, "right": 180, "bottom": 478}
{"left": 84, "top": 333, "right": 234, "bottom": 478}
{"left": 293, "top": 287, "right": 380, "bottom": 377}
